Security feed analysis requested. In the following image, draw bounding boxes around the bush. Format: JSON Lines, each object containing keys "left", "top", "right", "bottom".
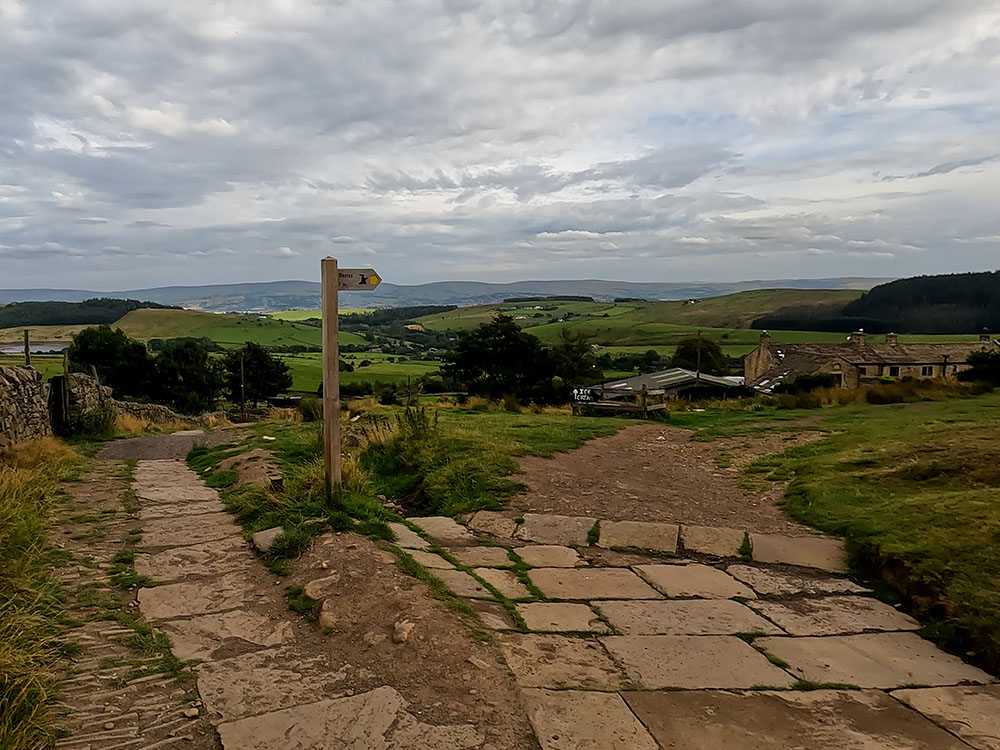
{"left": 298, "top": 397, "right": 323, "bottom": 422}
{"left": 67, "top": 407, "right": 116, "bottom": 438}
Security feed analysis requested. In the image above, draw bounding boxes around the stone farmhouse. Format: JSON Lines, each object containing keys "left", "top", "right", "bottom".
{"left": 745, "top": 330, "right": 999, "bottom": 392}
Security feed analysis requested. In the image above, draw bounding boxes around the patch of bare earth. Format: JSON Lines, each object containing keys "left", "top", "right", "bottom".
{"left": 287, "top": 533, "right": 538, "bottom": 748}
{"left": 218, "top": 448, "right": 282, "bottom": 488}
{"left": 511, "top": 423, "right": 823, "bottom": 534}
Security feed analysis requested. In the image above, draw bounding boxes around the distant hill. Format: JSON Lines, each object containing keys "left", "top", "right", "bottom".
{"left": 753, "top": 271, "right": 1000, "bottom": 334}
{"left": 0, "top": 298, "right": 174, "bottom": 329}
{"left": 0, "top": 277, "right": 889, "bottom": 312}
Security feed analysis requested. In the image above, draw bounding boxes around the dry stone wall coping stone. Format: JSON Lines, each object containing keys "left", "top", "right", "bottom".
{"left": 598, "top": 598, "right": 784, "bottom": 636}
{"left": 624, "top": 689, "right": 971, "bottom": 750}
{"left": 891, "top": 685, "right": 1000, "bottom": 750}
{"left": 680, "top": 525, "right": 746, "bottom": 557}
{"left": 749, "top": 595, "right": 919, "bottom": 636}
{"left": 597, "top": 520, "right": 679, "bottom": 553}
{"left": 524, "top": 689, "right": 659, "bottom": 750}
{"left": 757, "top": 632, "right": 995, "bottom": 689}
{"left": 751, "top": 533, "right": 847, "bottom": 572}
{"left": 529, "top": 567, "right": 663, "bottom": 600}
{"left": 514, "top": 513, "right": 596, "bottom": 546}
{"left": 635, "top": 563, "right": 756, "bottom": 599}
{"left": 515, "top": 545, "right": 585, "bottom": 568}
{"left": 601, "top": 635, "right": 797, "bottom": 690}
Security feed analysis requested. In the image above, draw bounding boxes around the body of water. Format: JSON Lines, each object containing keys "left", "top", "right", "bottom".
{"left": 0, "top": 343, "right": 66, "bottom": 354}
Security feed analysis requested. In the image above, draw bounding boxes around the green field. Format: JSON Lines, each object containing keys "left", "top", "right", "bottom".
{"left": 280, "top": 352, "right": 441, "bottom": 392}
{"left": 0, "top": 353, "right": 65, "bottom": 380}
{"left": 269, "top": 308, "right": 372, "bottom": 321}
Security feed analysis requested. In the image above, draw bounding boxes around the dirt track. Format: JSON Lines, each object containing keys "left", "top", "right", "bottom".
{"left": 511, "top": 423, "right": 821, "bottom": 535}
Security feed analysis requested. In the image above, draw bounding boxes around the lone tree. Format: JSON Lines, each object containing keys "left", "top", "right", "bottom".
{"left": 670, "top": 336, "right": 728, "bottom": 375}
{"left": 154, "top": 339, "right": 224, "bottom": 414}
{"left": 222, "top": 342, "right": 292, "bottom": 406}
{"left": 67, "top": 325, "right": 153, "bottom": 397}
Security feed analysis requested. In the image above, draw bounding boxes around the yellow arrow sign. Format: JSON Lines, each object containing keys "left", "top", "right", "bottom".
{"left": 338, "top": 268, "right": 381, "bottom": 290}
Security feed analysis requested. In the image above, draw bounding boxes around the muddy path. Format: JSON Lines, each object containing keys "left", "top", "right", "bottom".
{"left": 511, "top": 423, "right": 823, "bottom": 535}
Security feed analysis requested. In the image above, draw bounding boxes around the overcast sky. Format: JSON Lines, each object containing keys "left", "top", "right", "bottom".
{"left": 2, "top": 1, "right": 999, "bottom": 290}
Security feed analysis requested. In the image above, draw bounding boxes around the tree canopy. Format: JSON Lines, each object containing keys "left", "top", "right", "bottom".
{"left": 222, "top": 342, "right": 293, "bottom": 405}
{"left": 670, "top": 336, "right": 728, "bottom": 375}
{"left": 67, "top": 325, "right": 153, "bottom": 398}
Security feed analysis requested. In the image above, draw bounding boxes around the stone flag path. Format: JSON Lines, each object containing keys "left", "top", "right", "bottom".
{"left": 130, "top": 460, "right": 488, "bottom": 749}
{"left": 398, "top": 511, "right": 1000, "bottom": 750}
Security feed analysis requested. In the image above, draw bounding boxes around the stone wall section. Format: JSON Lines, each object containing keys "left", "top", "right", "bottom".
{"left": 67, "top": 373, "right": 190, "bottom": 426}
{"left": 0, "top": 365, "right": 52, "bottom": 447}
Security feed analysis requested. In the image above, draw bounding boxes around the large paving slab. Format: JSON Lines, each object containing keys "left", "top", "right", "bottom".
{"left": 726, "top": 564, "right": 869, "bottom": 597}
{"left": 138, "top": 499, "right": 226, "bottom": 520}
{"left": 467, "top": 599, "right": 517, "bottom": 631}
{"left": 196, "top": 648, "right": 350, "bottom": 721}
{"left": 404, "top": 548, "right": 455, "bottom": 569}
{"left": 467, "top": 510, "right": 519, "bottom": 539}
{"left": 409, "top": 516, "right": 476, "bottom": 546}
{"left": 892, "top": 685, "right": 1000, "bottom": 750}
{"left": 624, "top": 689, "right": 970, "bottom": 750}
{"left": 434, "top": 568, "right": 494, "bottom": 598}
{"left": 524, "top": 689, "right": 658, "bottom": 750}
{"left": 133, "top": 485, "right": 221, "bottom": 504}
{"left": 134, "top": 536, "right": 249, "bottom": 583}
{"left": 473, "top": 568, "right": 531, "bottom": 599}
{"left": 137, "top": 572, "right": 256, "bottom": 621}
{"left": 750, "top": 595, "right": 919, "bottom": 636}
{"left": 450, "top": 546, "right": 513, "bottom": 567}
{"left": 680, "top": 525, "right": 746, "bottom": 557}
{"left": 529, "top": 567, "right": 662, "bottom": 600}
{"left": 498, "top": 633, "right": 624, "bottom": 689}
{"left": 388, "top": 523, "right": 429, "bottom": 549}
{"left": 215, "top": 686, "right": 483, "bottom": 749}
{"left": 597, "top": 520, "right": 679, "bottom": 553}
{"left": 598, "top": 599, "right": 783, "bottom": 636}
{"left": 514, "top": 513, "right": 595, "bottom": 546}
{"left": 751, "top": 534, "right": 846, "bottom": 572}
{"left": 758, "top": 632, "right": 994, "bottom": 689}
{"left": 635, "top": 563, "right": 755, "bottom": 599}
{"left": 515, "top": 545, "right": 584, "bottom": 568}
{"left": 139, "top": 512, "right": 241, "bottom": 549}
{"left": 601, "top": 635, "right": 796, "bottom": 689}
{"left": 517, "top": 603, "right": 608, "bottom": 633}
{"left": 160, "top": 609, "right": 294, "bottom": 661}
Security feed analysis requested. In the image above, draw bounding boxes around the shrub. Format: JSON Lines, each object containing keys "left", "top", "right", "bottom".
{"left": 501, "top": 393, "right": 521, "bottom": 412}
{"left": 298, "top": 397, "right": 323, "bottom": 422}
{"left": 68, "top": 407, "right": 116, "bottom": 438}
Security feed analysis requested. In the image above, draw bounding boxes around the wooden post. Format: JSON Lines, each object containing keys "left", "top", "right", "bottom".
{"left": 239, "top": 355, "right": 247, "bottom": 422}
{"left": 640, "top": 384, "right": 648, "bottom": 419}
{"left": 23, "top": 329, "right": 30, "bottom": 367}
{"left": 322, "top": 257, "right": 342, "bottom": 499}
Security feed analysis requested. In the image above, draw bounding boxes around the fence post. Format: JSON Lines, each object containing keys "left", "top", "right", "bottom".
{"left": 23, "top": 329, "right": 30, "bottom": 367}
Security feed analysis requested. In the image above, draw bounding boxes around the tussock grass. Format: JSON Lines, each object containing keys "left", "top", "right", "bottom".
{"left": 0, "top": 438, "right": 80, "bottom": 750}
{"left": 114, "top": 414, "right": 193, "bottom": 436}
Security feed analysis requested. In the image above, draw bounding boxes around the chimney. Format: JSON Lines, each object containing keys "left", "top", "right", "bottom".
{"left": 759, "top": 330, "right": 771, "bottom": 346}
{"left": 981, "top": 329, "right": 993, "bottom": 344}
{"left": 851, "top": 329, "right": 866, "bottom": 346}
{"left": 886, "top": 332, "right": 898, "bottom": 346}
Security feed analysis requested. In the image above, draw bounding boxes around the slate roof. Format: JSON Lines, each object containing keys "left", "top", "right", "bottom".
{"left": 601, "top": 368, "right": 743, "bottom": 392}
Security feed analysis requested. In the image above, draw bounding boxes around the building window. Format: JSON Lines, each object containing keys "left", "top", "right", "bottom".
{"left": 858, "top": 366, "right": 867, "bottom": 375}
{"left": 889, "top": 366, "right": 900, "bottom": 377}
{"left": 921, "top": 365, "right": 933, "bottom": 377}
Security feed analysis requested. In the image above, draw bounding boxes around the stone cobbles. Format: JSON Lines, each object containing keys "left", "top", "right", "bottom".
{"left": 624, "top": 689, "right": 970, "bottom": 750}
{"left": 515, "top": 545, "right": 584, "bottom": 568}
{"left": 597, "top": 599, "right": 783, "bottom": 636}
{"left": 403, "top": 549, "right": 455, "bottom": 569}
{"left": 467, "top": 510, "right": 519, "bottom": 538}
{"left": 758, "top": 632, "right": 995, "bottom": 689}
{"left": 474, "top": 567, "right": 531, "bottom": 599}
{"left": 602, "top": 635, "right": 797, "bottom": 689}
{"left": 596, "top": 520, "right": 679, "bottom": 553}
{"left": 498, "top": 634, "right": 624, "bottom": 689}
{"left": 892, "top": 685, "right": 1000, "bottom": 750}
{"left": 529, "top": 567, "right": 662, "bottom": 600}
{"left": 409, "top": 515, "right": 476, "bottom": 545}
{"left": 524, "top": 689, "right": 659, "bottom": 750}
{"left": 450, "top": 546, "right": 513, "bottom": 567}
{"left": 749, "top": 595, "right": 920, "bottom": 636}
{"left": 514, "top": 512, "right": 596, "bottom": 546}
{"left": 433, "top": 568, "right": 494, "bottom": 598}
{"left": 517, "top": 603, "right": 609, "bottom": 633}
{"left": 387, "top": 522, "right": 429, "bottom": 549}
{"left": 635, "top": 563, "right": 756, "bottom": 599}
{"left": 750, "top": 533, "right": 847, "bottom": 572}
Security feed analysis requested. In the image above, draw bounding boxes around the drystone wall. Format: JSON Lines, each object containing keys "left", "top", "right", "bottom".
{"left": 0, "top": 365, "right": 52, "bottom": 448}
{"left": 66, "top": 373, "right": 191, "bottom": 426}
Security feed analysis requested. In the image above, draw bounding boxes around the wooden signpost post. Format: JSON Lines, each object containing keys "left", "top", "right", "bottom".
{"left": 321, "top": 257, "right": 382, "bottom": 498}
